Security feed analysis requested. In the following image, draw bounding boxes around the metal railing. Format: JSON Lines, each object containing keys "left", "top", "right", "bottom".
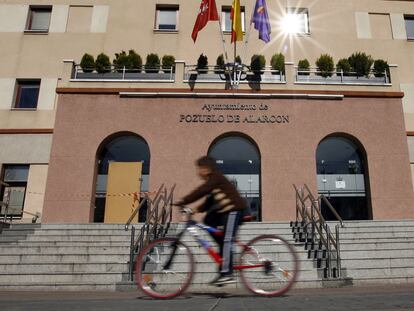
{"left": 295, "top": 67, "right": 390, "bottom": 84}
{"left": 0, "top": 181, "right": 41, "bottom": 225}
{"left": 0, "top": 181, "right": 11, "bottom": 224}
{"left": 293, "top": 184, "right": 343, "bottom": 278}
{"left": 125, "top": 183, "right": 176, "bottom": 280}
{"left": 183, "top": 65, "right": 285, "bottom": 84}
{"left": 72, "top": 64, "right": 175, "bottom": 81}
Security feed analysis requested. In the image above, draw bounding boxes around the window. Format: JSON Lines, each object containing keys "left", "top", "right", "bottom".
{"left": 1, "top": 165, "right": 29, "bottom": 218}
{"left": 404, "top": 15, "right": 414, "bottom": 39}
{"left": 208, "top": 135, "right": 261, "bottom": 221}
{"left": 408, "top": 136, "right": 414, "bottom": 163}
{"left": 282, "top": 8, "right": 309, "bottom": 35}
{"left": 221, "top": 6, "right": 245, "bottom": 32}
{"left": 26, "top": 6, "right": 52, "bottom": 32}
{"left": 14, "top": 80, "right": 41, "bottom": 109}
{"left": 316, "top": 136, "right": 370, "bottom": 220}
{"left": 155, "top": 5, "right": 179, "bottom": 30}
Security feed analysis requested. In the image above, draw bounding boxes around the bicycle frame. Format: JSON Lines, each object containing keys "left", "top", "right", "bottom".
{"left": 163, "top": 218, "right": 266, "bottom": 272}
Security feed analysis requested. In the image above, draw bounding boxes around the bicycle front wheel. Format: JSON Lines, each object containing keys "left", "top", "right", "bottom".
{"left": 239, "top": 234, "right": 299, "bottom": 297}
{"left": 135, "top": 237, "right": 194, "bottom": 299}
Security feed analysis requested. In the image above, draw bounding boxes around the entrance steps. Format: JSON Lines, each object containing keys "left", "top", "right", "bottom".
{"left": 0, "top": 221, "right": 413, "bottom": 291}
{"left": 327, "top": 220, "right": 414, "bottom": 285}
{"left": 0, "top": 224, "right": 132, "bottom": 291}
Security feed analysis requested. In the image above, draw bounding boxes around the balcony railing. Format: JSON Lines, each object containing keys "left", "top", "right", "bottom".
{"left": 64, "top": 60, "right": 397, "bottom": 90}
{"left": 72, "top": 64, "right": 175, "bottom": 82}
{"left": 183, "top": 65, "right": 286, "bottom": 84}
{"left": 295, "top": 67, "right": 391, "bottom": 85}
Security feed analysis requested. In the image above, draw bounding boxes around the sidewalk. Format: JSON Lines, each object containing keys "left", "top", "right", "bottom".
{"left": 0, "top": 284, "right": 413, "bottom": 311}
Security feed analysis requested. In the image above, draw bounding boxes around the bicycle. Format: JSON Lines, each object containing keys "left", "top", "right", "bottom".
{"left": 135, "top": 207, "right": 299, "bottom": 299}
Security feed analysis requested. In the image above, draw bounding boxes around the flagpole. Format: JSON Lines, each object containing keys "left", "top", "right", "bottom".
{"left": 241, "top": 12, "right": 254, "bottom": 66}
{"left": 217, "top": 17, "right": 229, "bottom": 63}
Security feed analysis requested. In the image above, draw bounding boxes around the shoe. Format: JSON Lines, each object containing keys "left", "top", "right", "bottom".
{"left": 212, "top": 275, "right": 236, "bottom": 286}
{"left": 208, "top": 275, "right": 223, "bottom": 286}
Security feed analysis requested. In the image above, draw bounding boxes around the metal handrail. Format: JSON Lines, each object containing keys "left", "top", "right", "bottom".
{"left": 124, "top": 184, "right": 165, "bottom": 230}
{"left": 0, "top": 182, "right": 11, "bottom": 223}
{"left": 293, "top": 184, "right": 342, "bottom": 278}
{"left": 319, "top": 194, "right": 344, "bottom": 227}
{"left": 125, "top": 183, "right": 175, "bottom": 280}
{"left": 303, "top": 184, "right": 344, "bottom": 228}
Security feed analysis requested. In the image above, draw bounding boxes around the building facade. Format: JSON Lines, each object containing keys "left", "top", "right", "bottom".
{"left": 1, "top": 0, "right": 414, "bottom": 223}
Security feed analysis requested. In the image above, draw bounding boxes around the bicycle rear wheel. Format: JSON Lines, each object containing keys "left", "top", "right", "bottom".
{"left": 135, "top": 237, "right": 194, "bottom": 299}
{"left": 239, "top": 234, "right": 299, "bottom": 297}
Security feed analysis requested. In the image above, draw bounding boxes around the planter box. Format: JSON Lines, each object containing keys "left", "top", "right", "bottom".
{"left": 74, "top": 72, "right": 174, "bottom": 81}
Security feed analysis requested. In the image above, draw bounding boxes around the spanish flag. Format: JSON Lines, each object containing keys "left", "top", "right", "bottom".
{"left": 231, "top": 0, "right": 243, "bottom": 43}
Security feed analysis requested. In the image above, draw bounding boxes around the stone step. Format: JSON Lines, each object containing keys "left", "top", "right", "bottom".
{"left": 340, "top": 249, "right": 414, "bottom": 259}
{"left": 327, "top": 220, "right": 414, "bottom": 227}
{"left": 344, "top": 267, "right": 414, "bottom": 279}
{"left": 339, "top": 227, "right": 414, "bottom": 233}
{"left": 0, "top": 241, "right": 132, "bottom": 247}
{"left": 341, "top": 258, "right": 414, "bottom": 269}
{"left": 0, "top": 254, "right": 129, "bottom": 264}
{"left": 0, "top": 262, "right": 128, "bottom": 273}
{"left": 351, "top": 276, "right": 414, "bottom": 286}
{"left": 11, "top": 235, "right": 133, "bottom": 242}
{"left": 0, "top": 282, "right": 118, "bottom": 291}
{"left": 335, "top": 232, "right": 414, "bottom": 239}
{"left": 340, "top": 241, "right": 414, "bottom": 250}
{"left": 0, "top": 272, "right": 127, "bottom": 283}
{"left": 1, "top": 230, "right": 132, "bottom": 236}
{"left": 339, "top": 237, "right": 414, "bottom": 244}
{"left": 0, "top": 246, "right": 132, "bottom": 255}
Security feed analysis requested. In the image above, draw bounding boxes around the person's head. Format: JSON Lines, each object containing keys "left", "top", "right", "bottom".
{"left": 195, "top": 156, "right": 217, "bottom": 179}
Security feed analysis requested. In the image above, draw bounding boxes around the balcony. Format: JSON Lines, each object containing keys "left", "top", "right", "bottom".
{"left": 62, "top": 60, "right": 399, "bottom": 93}
{"left": 295, "top": 67, "right": 391, "bottom": 86}
{"left": 183, "top": 65, "right": 285, "bottom": 84}
{"left": 72, "top": 64, "right": 175, "bottom": 82}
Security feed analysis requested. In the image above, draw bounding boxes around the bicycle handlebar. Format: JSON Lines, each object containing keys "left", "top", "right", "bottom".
{"left": 172, "top": 203, "right": 194, "bottom": 220}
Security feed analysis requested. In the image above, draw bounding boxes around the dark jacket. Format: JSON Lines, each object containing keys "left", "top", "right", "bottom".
{"left": 179, "top": 170, "right": 246, "bottom": 214}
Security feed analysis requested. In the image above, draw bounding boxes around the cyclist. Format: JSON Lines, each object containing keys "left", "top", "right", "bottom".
{"left": 175, "top": 156, "right": 248, "bottom": 286}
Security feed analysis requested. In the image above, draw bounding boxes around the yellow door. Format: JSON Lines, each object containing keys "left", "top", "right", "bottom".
{"left": 104, "top": 162, "right": 142, "bottom": 223}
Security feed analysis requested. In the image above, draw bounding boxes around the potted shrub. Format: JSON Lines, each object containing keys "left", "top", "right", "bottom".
{"left": 336, "top": 58, "right": 351, "bottom": 76}
{"left": 315, "top": 54, "right": 334, "bottom": 78}
{"left": 197, "top": 54, "right": 208, "bottom": 73}
{"left": 235, "top": 55, "right": 242, "bottom": 64}
{"left": 80, "top": 53, "right": 95, "bottom": 73}
{"left": 348, "top": 52, "right": 374, "bottom": 77}
{"left": 128, "top": 50, "right": 142, "bottom": 73}
{"left": 113, "top": 50, "right": 130, "bottom": 72}
{"left": 298, "top": 59, "right": 310, "bottom": 75}
{"left": 215, "top": 54, "right": 225, "bottom": 74}
{"left": 270, "top": 53, "right": 285, "bottom": 74}
{"left": 95, "top": 53, "right": 111, "bottom": 73}
{"left": 373, "top": 59, "right": 389, "bottom": 78}
{"left": 162, "top": 55, "right": 175, "bottom": 73}
{"left": 145, "top": 53, "right": 160, "bottom": 73}
{"left": 250, "top": 54, "right": 266, "bottom": 74}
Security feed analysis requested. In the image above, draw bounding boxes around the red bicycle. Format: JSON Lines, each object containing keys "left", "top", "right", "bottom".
{"left": 135, "top": 208, "right": 299, "bottom": 299}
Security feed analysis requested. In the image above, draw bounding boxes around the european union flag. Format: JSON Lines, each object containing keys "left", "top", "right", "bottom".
{"left": 251, "top": 0, "right": 271, "bottom": 43}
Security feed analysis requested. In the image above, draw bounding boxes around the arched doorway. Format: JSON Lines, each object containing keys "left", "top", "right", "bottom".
{"left": 95, "top": 133, "right": 150, "bottom": 222}
{"left": 316, "top": 135, "right": 371, "bottom": 220}
{"left": 208, "top": 134, "right": 262, "bottom": 221}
